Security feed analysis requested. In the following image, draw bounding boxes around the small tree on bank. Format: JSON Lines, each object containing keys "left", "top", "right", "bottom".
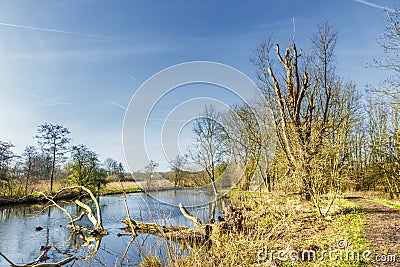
{"left": 144, "top": 160, "right": 159, "bottom": 190}
{"left": 66, "top": 145, "right": 107, "bottom": 191}
{"left": 170, "top": 155, "right": 187, "bottom": 188}
{"left": 22, "top": 146, "right": 37, "bottom": 195}
{"left": 36, "top": 123, "right": 71, "bottom": 193}
{"left": 0, "top": 141, "right": 15, "bottom": 196}
{"left": 191, "top": 106, "right": 228, "bottom": 196}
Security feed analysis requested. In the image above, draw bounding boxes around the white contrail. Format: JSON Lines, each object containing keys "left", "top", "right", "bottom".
{"left": 353, "top": 0, "right": 395, "bottom": 12}
{"left": 45, "top": 102, "right": 73, "bottom": 106}
{"left": 110, "top": 100, "right": 127, "bottom": 110}
{"left": 23, "top": 92, "right": 51, "bottom": 102}
{"left": 129, "top": 75, "right": 137, "bottom": 81}
{"left": 0, "top": 21, "right": 106, "bottom": 38}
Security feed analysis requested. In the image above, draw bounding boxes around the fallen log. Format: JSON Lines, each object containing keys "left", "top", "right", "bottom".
{"left": 121, "top": 218, "right": 188, "bottom": 234}
{"left": 179, "top": 203, "right": 202, "bottom": 227}
{"left": 121, "top": 217, "right": 212, "bottom": 248}
{"left": 121, "top": 202, "right": 213, "bottom": 248}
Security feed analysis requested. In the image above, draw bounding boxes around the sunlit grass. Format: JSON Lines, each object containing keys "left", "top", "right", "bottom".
{"left": 170, "top": 193, "right": 371, "bottom": 267}
{"left": 367, "top": 199, "right": 400, "bottom": 209}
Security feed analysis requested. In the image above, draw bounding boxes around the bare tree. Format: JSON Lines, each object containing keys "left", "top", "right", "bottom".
{"left": 364, "top": 8, "right": 400, "bottom": 197}
{"left": 22, "top": 146, "right": 37, "bottom": 195}
{"left": 144, "top": 160, "right": 159, "bottom": 190}
{"left": 0, "top": 141, "right": 15, "bottom": 196}
{"left": 223, "top": 104, "right": 262, "bottom": 191}
{"left": 170, "top": 155, "right": 187, "bottom": 188}
{"left": 104, "top": 157, "right": 118, "bottom": 176}
{"left": 35, "top": 123, "right": 71, "bottom": 193}
{"left": 375, "top": 8, "right": 400, "bottom": 91}
{"left": 191, "top": 106, "right": 228, "bottom": 196}
{"left": 253, "top": 99, "right": 277, "bottom": 192}
{"left": 253, "top": 22, "right": 357, "bottom": 206}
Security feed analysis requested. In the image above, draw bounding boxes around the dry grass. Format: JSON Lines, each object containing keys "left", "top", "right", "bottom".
{"left": 30, "top": 180, "right": 140, "bottom": 193}
{"left": 170, "top": 192, "right": 369, "bottom": 267}
{"left": 30, "top": 179, "right": 70, "bottom": 193}
{"left": 105, "top": 181, "right": 140, "bottom": 190}
{"left": 139, "top": 254, "right": 163, "bottom": 267}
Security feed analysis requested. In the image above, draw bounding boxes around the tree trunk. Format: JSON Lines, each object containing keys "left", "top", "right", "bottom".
{"left": 50, "top": 144, "right": 56, "bottom": 193}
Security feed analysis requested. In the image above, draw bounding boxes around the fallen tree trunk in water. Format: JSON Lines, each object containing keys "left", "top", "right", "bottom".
{"left": 121, "top": 202, "right": 213, "bottom": 248}
{"left": 121, "top": 217, "right": 189, "bottom": 234}
{"left": 121, "top": 217, "right": 212, "bottom": 248}
{"left": 120, "top": 202, "right": 247, "bottom": 250}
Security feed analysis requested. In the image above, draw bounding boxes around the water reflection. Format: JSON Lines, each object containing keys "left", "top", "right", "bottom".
{"left": 0, "top": 190, "right": 222, "bottom": 266}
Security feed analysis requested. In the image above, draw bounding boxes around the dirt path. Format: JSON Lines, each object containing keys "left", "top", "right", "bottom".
{"left": 350, "top": 198, "right": 400, "bottom": 266}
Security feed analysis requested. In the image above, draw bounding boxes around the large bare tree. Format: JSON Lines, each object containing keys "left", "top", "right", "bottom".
{"left": 253, "top": 22, "right": 357, "bottom": 203}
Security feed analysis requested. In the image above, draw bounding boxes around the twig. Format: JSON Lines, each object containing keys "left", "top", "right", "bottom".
{"left": 0, "top": 251, "right": 16, "bottom": 266}
{"left": 122, "top": 193, "right": 137, "bottom": 237}
{"left": 35, "top": 191, "right": 77, "bottom": 231}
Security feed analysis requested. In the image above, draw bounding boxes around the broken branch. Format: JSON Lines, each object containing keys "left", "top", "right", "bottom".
{"left": 179, "top": 203, "right": 202, "bottom": 227}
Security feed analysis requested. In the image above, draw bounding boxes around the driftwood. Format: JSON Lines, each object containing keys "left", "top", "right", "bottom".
{"left": 0, "top": 249, "right": 74, "bottom": 267}
{"left": 36, "top": 192, "right": 78, "bottom": 231}
{"left": 35, "top": 186, "right": 107, "bottom": 235}
{"left": 74, "top": 199, "right": 105, "bottom": 234}
{"left": 121, "top": 217, "right": 188, "bottom": 234}
{"left": 122, "top": 190, "right": 137, "bottom": 237}
{"left": 121, "top": 202, "right": 213, "bottom": 249}
{"left": 179, "top": 203, "right": 202, "bottom": 227}
{"left": 121, "top": 217, "right": 212, "bottom": 247}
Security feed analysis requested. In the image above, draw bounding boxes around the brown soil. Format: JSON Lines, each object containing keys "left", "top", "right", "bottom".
{"left": 351, "top": 198, "right": 400, "bottom": 266}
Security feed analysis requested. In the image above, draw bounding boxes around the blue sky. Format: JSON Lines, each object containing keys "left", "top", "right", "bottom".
{"left": 0, "top": 0, "right": 397, "bottom": 171}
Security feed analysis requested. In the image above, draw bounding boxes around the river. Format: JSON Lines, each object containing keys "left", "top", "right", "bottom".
{"left": 0, "top": 189, "right": 221, "bottom": 266}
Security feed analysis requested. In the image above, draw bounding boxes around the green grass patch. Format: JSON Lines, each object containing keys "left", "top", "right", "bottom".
{"left": 367, "top": 198, "right": 400, "bottom": 209}
{"left": 335, "top": 200, "right": 369, "bottom": 251}
{"left": 173, "top": 194, "right": 373, "bottom": 267}
{"left": 96, "top": 187, "right": 143, "bottom": 195}
{"left": 30, "top": 192, "right": 43, "bottom": 198}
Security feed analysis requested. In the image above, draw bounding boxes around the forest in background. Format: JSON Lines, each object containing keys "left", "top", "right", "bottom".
{"left": 1, "top": 11, "right": 400, "bottom": 211}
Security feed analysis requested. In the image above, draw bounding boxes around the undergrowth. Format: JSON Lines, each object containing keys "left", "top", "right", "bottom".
{"left": 168, "top": 193, "right": 370, "bottom": 267}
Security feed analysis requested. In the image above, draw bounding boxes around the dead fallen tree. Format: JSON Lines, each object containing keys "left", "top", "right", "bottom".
{"left": 36, "top": 186, "right": 107, "bottom": 235}
{"left": 121, "top": 202, "right": 215, "bottom": 249}
{"left": 120, "top": 200, "right": 249, "bottom": 251}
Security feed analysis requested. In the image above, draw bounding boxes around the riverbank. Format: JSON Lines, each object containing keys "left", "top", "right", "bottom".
{"left": 0, "top": 181, "right": 144, "bottom": 206}
{"left": 167, "top": 191, "right": 371, "bottom": 267}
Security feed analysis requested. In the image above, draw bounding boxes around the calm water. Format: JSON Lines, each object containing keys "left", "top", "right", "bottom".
{"left": 0, "top": 190, "right": 221, "bottom": 266}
